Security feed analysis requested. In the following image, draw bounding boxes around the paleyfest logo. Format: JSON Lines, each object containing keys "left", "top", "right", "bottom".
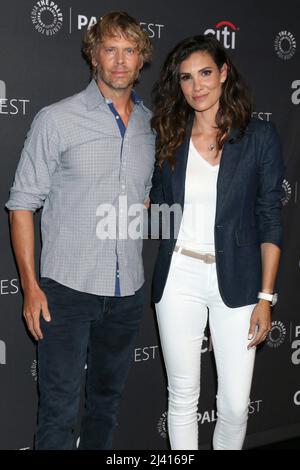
{"left": 76, "top": 15, "right": 164, "bottom": 39}
{"left": 0, "top": 80, "right": 30, "bottom": 116}
{"left": 31, "top": 0, "right": 63, "bottom": 36}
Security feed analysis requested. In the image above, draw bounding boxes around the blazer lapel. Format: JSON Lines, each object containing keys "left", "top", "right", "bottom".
{"left": 215, "top": 128, "right": 249, "bottom": 222}
{"left": 171, "top": 121, "right": 193, "bottom": 209}
{"left": 170, "top": 124, "right": 249, "bottom": 221}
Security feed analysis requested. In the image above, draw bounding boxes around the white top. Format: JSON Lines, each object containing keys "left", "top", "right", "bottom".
{"left": 176, "top": 139, "right": 219, "bottom": 253}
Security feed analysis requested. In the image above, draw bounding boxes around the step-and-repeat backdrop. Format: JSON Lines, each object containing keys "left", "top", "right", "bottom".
{"left": 0, "top": 0, "right": 299, "bottom": 450}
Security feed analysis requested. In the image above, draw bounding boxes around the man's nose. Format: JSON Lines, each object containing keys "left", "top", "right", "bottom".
{"left": 115, "top": 50, "right": 125, "bottom": 64}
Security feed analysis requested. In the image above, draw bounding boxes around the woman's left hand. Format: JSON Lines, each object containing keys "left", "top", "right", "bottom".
{"left": 247, "top": 301, "right": 272, "bottom": 349}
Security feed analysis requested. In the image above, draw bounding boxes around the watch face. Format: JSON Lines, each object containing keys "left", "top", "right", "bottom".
{"left": 272, "top": 293, "right": 278, "bottom": 306}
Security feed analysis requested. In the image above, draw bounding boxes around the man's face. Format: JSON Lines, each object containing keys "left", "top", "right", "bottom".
{"left": 92, "top": 34, "right": 144, "bottom": 91}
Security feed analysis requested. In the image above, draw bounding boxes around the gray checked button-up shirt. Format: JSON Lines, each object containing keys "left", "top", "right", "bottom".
{"left": 6, "top": 80, "right": 155, "bottom": 296}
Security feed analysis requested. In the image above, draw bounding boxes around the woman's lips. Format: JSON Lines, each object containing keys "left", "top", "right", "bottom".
{"left": 193, "top": 94, "right": 209, "bottom": 101}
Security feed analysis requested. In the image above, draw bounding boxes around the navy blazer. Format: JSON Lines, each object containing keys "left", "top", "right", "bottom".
{"left": 149, "top": 118, "right": 285, "bottom": 307}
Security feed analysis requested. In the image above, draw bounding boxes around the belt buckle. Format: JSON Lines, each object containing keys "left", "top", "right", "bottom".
{"left": 203, "top": 253, "right": 215, "bottom": 264}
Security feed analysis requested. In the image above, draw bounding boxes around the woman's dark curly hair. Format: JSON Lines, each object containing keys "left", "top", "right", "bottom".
{"left": 151, "top": 35, "right": 252, "bottom": 169}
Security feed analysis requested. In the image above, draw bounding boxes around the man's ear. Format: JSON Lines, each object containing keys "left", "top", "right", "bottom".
{"left": 91, "top": 45, "right": 99, "bottom": 68}
{"left": 138, "top": 56, "right": 144, "bottom": 71}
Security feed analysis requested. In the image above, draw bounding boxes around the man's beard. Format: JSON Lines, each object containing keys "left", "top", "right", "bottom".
{"left": 96, "top": 68, "right": 140, "bottom": 90}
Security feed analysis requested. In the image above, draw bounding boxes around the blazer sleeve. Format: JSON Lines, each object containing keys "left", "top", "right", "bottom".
{"left": 254, "top": 122, "right": 285, "bottom": 248}
{"left": 146, "top": 163, "right": 166, "bottom": 239}
{"left": 149, "top": 163, "right": 165, "bottom": 205}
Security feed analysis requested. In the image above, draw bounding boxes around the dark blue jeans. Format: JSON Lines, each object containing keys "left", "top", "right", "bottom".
{"left": 35, "top": 278, "right": 145, "bottom": 450}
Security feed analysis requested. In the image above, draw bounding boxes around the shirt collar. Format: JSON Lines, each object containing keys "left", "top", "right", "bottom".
{"left": 85, "top": 79, "right": 143, "bottom": 111}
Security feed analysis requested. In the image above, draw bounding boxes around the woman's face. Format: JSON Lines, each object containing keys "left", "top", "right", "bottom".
{"left": 179, "top": 50, "right": 227, "bottom": 113}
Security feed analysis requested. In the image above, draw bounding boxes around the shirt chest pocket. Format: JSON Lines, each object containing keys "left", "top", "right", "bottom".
{"left": 61, "top": 138, "right": 120, "bottom": 179}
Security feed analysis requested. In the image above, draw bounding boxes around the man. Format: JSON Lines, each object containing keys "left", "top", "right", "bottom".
{"left": 6, "top": 11, "right": 154, "bottom": 450}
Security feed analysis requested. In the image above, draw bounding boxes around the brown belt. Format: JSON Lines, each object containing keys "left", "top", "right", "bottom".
{"left": 174, "top": 246, "right": 216, "bottom": 264}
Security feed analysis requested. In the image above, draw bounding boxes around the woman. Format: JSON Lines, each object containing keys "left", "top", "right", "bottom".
{"left": 150, "top": 35, "right": 284, "bottom": 450}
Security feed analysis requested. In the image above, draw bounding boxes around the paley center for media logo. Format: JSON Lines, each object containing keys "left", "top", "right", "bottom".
{"left": 31, "top": 0, "right": 63, "bottom": 36}
{"left": 281, "top": 179, "right": 292, "bottom": 206}
{"left": 274, "top": 31, "right": 296, "bottom": 60}
{"left": 0, "top": 80, "right": 30, "bottom": 116}
{"left": 265, "top": 321, "right": 287, "bottom": 349}
{"left": 204, "top": 20, "right": 238, "bottom": 49}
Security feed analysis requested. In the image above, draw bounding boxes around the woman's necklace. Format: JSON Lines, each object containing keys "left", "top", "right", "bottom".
{"left": 208, "top": 143, "right": 216, "bottom": 151}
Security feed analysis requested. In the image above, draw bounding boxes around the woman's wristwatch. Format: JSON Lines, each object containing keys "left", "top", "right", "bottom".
{"left": 258, "top": 291, "right": 278, "bottom": 306}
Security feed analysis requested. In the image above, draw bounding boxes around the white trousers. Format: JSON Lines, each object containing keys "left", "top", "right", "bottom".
{"left": 155, "top": 250, "right": 257, "bottom": 450}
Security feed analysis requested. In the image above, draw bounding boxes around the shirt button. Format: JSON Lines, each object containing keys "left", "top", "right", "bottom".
{"left": 116, "top": 115, "right": 120, "bottom": 120}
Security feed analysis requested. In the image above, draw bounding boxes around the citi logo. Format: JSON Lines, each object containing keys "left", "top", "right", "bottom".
{"left": 0, "top": 340, "right": 6, "bottom": 365}
{"left": 204, "top": 21, "right": 238, "bottom": 49}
